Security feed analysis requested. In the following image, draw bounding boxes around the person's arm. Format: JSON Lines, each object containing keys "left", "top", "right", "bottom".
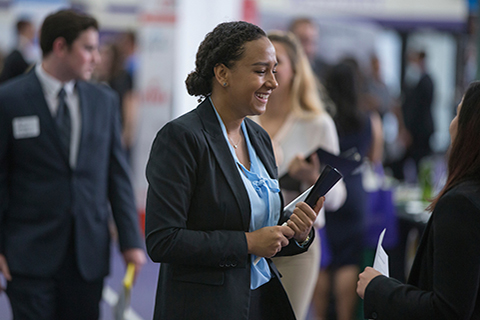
{"left": 360, "top": 191, "right": 480, "bottom": 319}
{"left": 107, "top": 92, "right": 145, "bottom": 279}
{"left": 288, "top": 115, "right": 346, "bottom": 212}
{"left": 367, "top": 111, "right": 384, "bottom": 164}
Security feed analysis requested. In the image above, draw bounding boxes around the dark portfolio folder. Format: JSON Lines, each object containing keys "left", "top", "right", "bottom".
{"left": 279, "top": 147, "right": 362, "bottom": 192}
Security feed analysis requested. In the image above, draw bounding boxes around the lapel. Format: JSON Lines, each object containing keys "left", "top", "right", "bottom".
{"left": 75, "top": 81, "right": 91, "bottom": 168}
{"left": 197, "top": 99, "right": 252, "bottom": 231}
{"left": 197, "top": 99, "right": 281, "bottom": 230}
{"left": 244, "top": 118, "right": 276, "bottom": 180}
{"left": 25, "top": 71, "right": 70, "bottom": 165}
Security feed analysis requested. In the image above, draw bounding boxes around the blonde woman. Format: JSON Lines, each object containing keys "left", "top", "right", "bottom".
{"left": 252, "top": 31, "right": 346, "bottom": 320}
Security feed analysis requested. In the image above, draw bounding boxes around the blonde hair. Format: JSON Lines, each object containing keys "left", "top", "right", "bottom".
{"left": 267, "top": 30, "right": 324, "bottom": 117}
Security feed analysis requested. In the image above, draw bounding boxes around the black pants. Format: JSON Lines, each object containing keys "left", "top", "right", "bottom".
{"left": 249, "top": 275, "right": 297, "bottom": 320}
{"left": 7, "top": 235, "right": 104, "bottom": 320}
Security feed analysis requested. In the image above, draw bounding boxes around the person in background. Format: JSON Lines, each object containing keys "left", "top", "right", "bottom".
{"left": 396, "top": 50, "right": 435, "bottom": 180}
{"left": 364, "top": 54, "right": 395, "bottom": 118}
{"left": 312, "top": 60, "right": 383, "bottom": 320}
{"left": 95, "top": 41, "right": 137, "bottom": 161}
{"left": 357, "top": 80, "right": 480, "bottom": 320}
{"left": 145, "top": 21, "right": 324, "bottom": 320}
{"left": 252, "top": 30, "right": 346, "bottom": 320}
{"left": 120, "top": 31, "right": 137, "bottom": 81}
{"left": 288, "top": 17, "right": 329, "bottom": 84}
{"left": 288, "top": 17, "right": 336, "bottom": 116}
{"left": 0, "top": 9, "right": 145, "bottom": 320}
{"left": 0, "top": 18, "right": 39, "bottom": 83}
{"left": 363, "top": 54, "right": 406, "bottom": 169}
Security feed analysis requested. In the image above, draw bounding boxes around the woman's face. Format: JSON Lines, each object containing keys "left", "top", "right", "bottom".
{"left": 226, "top": 36, "right": 278, "bottom": 116}
{"left": 449, "top": 98, "right": 462, "bottom": 145}
{"left": 271, "top": 41, "right": 294, "bottom": 95}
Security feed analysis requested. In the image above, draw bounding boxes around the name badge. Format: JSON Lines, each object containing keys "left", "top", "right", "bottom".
{"left": 13, "top": 116, "right": 40, "bottom": 139}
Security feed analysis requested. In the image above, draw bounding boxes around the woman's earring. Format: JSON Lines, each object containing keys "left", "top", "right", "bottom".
{"left": 223, "top": 82, "right": 227, "bottom": 87}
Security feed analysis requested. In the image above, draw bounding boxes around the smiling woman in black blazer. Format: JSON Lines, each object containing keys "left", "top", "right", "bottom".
{"left": 145, "top": 21, "right": 324, "bottom": 320}
{"left": 356, "top": 81, "right": 480, "bottom": 319}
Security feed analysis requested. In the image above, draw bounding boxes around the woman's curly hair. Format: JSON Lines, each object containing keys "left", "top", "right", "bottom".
{"left": 185, "top": 21, "right": 266, "bottom": 99}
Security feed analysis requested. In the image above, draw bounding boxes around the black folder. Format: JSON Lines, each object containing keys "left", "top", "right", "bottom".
{"left": 278, "top": 164, "right": 343, "bottom": 225}
{"left": 279, "top": 147, "right": 362, "bottom": 191}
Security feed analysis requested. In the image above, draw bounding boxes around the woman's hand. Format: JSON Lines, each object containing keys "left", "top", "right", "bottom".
{"left": 357, "top": 266, "right": 382, "bottom": 299}
{"left": 287, "top": 197, "right": 324, "bottom": 243}
{"left": 245, "top": 225, "right": 295, "bottom": 258}
{"left": 288, "top": 153, "right": 321, "bottom": 186}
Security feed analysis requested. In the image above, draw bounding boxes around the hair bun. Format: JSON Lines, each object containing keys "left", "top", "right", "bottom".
{"left": 185, "top": 70, "right": 209, "bottom": 97}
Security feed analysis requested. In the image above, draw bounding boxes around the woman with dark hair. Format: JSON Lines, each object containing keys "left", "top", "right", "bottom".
{"left": 313, "top": 60, "right": 383, "bottom": 320}
{"left": 357, "top": 81, "right": 480, "bottom": 319}
{"left": 145, "top": 21, "right": 324, "bottom": 320}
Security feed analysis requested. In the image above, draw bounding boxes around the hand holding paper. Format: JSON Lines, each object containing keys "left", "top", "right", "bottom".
{"left": 356, "top": 230, "right": 388, "bottom": 299}
{"left": 373, "top": 228, "right": 389, "bottom": 277}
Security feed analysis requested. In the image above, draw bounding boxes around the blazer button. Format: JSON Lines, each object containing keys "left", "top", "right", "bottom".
{"left": 371, "top": 312, "right": 378, "bottom": 319}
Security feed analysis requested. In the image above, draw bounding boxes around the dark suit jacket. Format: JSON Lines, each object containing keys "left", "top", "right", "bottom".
{"left": 0, "top": 49, "right": 29, "bottom": 83}
{"left": 402, "top": 73, "right": 434, "bottom": 158}
{"left": 0, "top": 70, "right": 142, "bottom": 281}
{"left": 145, "top": 98, "right": 313, "bottom": 320}
{"left": 364, "top": 180, "right": 480, "bottom": 319}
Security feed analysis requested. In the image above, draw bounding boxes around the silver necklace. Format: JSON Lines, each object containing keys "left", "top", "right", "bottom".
{"left": 228, "top": 135, "right": 241, "bottom": 149}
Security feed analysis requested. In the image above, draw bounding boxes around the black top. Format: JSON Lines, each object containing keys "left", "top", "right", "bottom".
{"left": 0, "top": 49, "right": 29, "bottom": 83}
{"left": 364, "top": 180, "right": 480, "bottom": 319}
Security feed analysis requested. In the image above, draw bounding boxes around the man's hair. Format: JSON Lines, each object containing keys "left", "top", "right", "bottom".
{"left": 40, "top": 9, "right": 98, "bottom": 57}
{"left": 288, "top": 17, "right": 316, "bottom": 33}
{"left": 16, "top": 19, "right": 32, "bottom": 34}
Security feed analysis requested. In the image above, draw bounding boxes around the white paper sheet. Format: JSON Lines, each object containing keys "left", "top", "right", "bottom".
{"left": 283, "top": 185, "right": 313, "bottom": 213}
{"left": 373, "top": 228, "right": 389, "bottom": 277}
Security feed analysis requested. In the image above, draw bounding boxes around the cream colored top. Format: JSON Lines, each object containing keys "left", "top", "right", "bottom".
{"left": 253, "top": 112, "right": 347, "bottom": 228}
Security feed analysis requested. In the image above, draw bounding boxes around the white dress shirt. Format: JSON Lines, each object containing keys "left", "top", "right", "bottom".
{"left": 35, "top": 64, "right": 81, "bottom": 168}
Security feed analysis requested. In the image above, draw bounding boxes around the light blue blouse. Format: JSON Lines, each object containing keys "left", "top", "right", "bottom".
{"left": 211, "top": 101, "right": 281, "bottom": 290}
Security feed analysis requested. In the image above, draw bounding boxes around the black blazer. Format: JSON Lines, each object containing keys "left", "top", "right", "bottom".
{"left": 0, "top": 70, "right": 142, "bottom": 281}
{"left": 0, "top": 49, "right": 29, "bottom": 83}
{"left": 364, "top": 180, "right": 480, "bottom": 319}
{"left": 402, "top": 73, "right": 434, "bottom": 150}
{"left": 145, "top": 98, "right": 313, "bottom": 320}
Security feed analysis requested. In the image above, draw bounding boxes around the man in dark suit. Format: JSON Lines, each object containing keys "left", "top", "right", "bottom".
{"left": 0, "top": 9, "right": 146, "bottom": 320}
{"left": 401, "top": 50, "right": 435, "bottom": 171}
{"left": 0, "top": 18, "right": 37, "bottom": 83}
